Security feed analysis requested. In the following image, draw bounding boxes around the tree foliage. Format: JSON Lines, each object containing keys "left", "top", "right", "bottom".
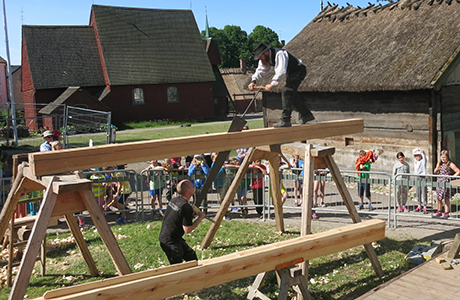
{"left": 202, "top": 25, "right": 282, "bottom": 69}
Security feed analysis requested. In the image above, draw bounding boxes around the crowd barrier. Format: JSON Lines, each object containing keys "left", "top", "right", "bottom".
{"left": 3, "top": 165, "right": 460, "bottom": 228}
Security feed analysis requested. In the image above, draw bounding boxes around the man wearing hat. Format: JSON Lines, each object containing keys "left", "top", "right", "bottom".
{"left": 39, "top": 130, "right": 54, "bottom": 152}
{"left": 248, "top": 43, "right": 314, "bottom": 127}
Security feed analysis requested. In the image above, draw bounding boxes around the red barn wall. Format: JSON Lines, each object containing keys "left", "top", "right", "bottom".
{"left": 102, "top": 82, "right": 215, "bottom": 126}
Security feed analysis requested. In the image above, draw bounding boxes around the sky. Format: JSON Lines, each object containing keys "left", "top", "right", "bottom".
{"left": 0, "top": 0, "right": 380, "bottom": 65}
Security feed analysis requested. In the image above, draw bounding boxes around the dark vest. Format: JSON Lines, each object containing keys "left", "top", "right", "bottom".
{"left": 269, "top": 48, "right": 301, "bottom": 73}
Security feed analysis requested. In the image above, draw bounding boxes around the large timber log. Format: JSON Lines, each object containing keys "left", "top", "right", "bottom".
{"left": 28, "top": 119, "right": 363, "bottom": 176}
{"left": 38, "top": 219, "right": 384, "bottom": 300}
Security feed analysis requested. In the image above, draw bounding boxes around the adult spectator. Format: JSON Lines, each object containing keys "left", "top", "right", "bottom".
{"left": 39, "top": 130, "right": 53, "bottom": 152}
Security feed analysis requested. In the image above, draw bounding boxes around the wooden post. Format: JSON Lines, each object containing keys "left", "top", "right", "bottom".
{"left": 323, "top": 154, "right": 384, "bottom": 277}
{"left": 200, "top": 148, "right": 256, "bottom": 249}
{"left": 40, "top": 238, "right": 46, "bottom": 276}
{"left": 447, "top": 233, "right": 460, "bottom": 259}
{"left": 64, "top": 214, "right": 99, "bottom": 277}
{"left": 79, "top": 189, "right": 131, "bottom": 275}
{"left": 267, "top": 154, "right": 284, "bottom": 232}
{"left": 7, "top": 214, "right": 14, "bottom": 287}
{"left": 0, "top": 164, "right": 24, "bottom": 240}
{"left": 10, "top": 177, "right": 57, "bottom": 300}
{"left": 298, "top": 144, "right": 315, "bottom": 300}
{"left": 195, "top": 116, "right": 246, "bottom": 208}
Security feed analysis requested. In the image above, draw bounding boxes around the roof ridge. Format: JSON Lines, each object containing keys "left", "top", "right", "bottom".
{"left": 22, "top": 25, "right": 92, "bottom": 29}
{"left": 313, "top": 0, "right": 459, "bottom": 23}
{"left": 92, "top": 4, "right": 189, "bottom": 13}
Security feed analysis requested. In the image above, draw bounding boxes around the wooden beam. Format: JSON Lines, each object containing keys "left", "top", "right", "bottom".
{"left": 28, "top": 119, "right": 364, "bottom": 176}
{"left": 10, "top": 177, "right": 57, "bottom": 300}
{"left": 64, "top": 214, "right": 99, "bottom": 277}
{"left": 37, "top": 220, "right": 385, "bottom": 300}
{"left": 299, "top": 144, "right": 315, "bottom": 300}
{"left": 200, "top": 148, "right": 257, "bottom": 249}
{"left": 78, "top": 189, "right": 131, "bottom": 276}
{"left": 43, "top": 261, "right": 198, "bottom": 299}
{"left": 51, "top": 192, "right": 87, "bottom": 217}
{"left": 447, "top": 233, "right": 460, "bottom": 259}
{"left": 195, "top": 116, "right": 246, "bottom": 207}
{"left": 323, "top": 154, "right": 384, "bottom": 277}
{"left": 267, "top": 155, "right": 284, "bottom": 232}
{"left": 22, "top": 167, "right": 92, "bottom": 195}
{"left": 0, "top": 164, "right": 25, "bottom": 240}
{"left": 310, "top": 146, "right": 336, "bottom": 158}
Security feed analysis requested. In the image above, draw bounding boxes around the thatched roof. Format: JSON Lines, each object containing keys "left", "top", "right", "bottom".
{"left": 285, "top": 0, "right": 460, "bottom": 92}
{"left": 220, "top": 68, "right": 261, "bottom": 99}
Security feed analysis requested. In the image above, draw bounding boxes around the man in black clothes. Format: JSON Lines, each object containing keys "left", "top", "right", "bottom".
{"left": 159, "top": 180, "right": 206, "bottom": 264}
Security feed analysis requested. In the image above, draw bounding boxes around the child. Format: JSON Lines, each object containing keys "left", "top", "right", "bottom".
{"left": 413, "top": 148, "right": 428, "bottom": 213}
{"left": 433, "top": 150, "right": 460, "bottom": 218}
{"left": 290, "top": 155, "right": 303, "bottom": 206}
{"left": 356, "top": 150, "right": 377, "bottom": 211}
{"left": 314, "top": 170, "right": 327, "bottom": 208}
{"left": 142, "top": 159, "right": 165, "bottom": 214}
{"left": 393, "top": 152, "right": 410, "bottom": 212}
{"left": 113, "top": 165, "right": 132, "bottom": 224}
{"left": 229, "top": 158, "right": 249, "bottom": 215}
{"left": 251, "top": 159, "right": 267, "bottom": 216}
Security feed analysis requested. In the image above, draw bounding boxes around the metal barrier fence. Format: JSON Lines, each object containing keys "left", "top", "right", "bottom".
{"left": 393, "top": 173, "right": 460, "bottom": 227}
{"left": 3, "top": 166, "right": 460, "bottom": 229}
{"left": 270, "top": 169, "right": 393, "bottom": 225}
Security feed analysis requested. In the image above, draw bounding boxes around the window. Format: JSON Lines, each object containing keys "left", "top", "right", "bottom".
{"left": 132, "top": 88, "right": 144, "bottom": 105}
{"left": 167, "top": 86, "right": 178, "bottom": 103}
{"left": 345, "top": 137, "right": 354, "bottom": 146}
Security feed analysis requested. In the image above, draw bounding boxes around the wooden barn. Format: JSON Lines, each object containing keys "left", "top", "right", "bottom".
{"left": 263, "top": 0, "right": 460, "bottom": 172}
{"left": 22, "top": 5, "right": 219, "bottom": 129}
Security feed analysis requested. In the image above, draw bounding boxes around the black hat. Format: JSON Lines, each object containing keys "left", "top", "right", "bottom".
{"left": 253, "top": 43, "right": 271, "bottom": 60}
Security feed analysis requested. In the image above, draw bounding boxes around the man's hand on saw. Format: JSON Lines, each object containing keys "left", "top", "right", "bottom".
{"left": 248, "top": 82, "right": 256, "bottom": 90}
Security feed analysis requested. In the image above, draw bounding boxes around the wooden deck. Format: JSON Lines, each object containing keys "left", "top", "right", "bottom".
{"left": 357, "top": 253, "right": 460, "bottom": 299}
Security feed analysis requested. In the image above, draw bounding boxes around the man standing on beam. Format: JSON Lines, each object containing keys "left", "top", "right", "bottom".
{"left": 248, "top": 43, "right": 315, "bottom": 127}
{"left": 159, "top": 180, "right": 206, "bottom": 264}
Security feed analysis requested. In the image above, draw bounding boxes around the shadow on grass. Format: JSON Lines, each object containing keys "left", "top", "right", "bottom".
{"left": 46, "top": 237, "right": 102, "bottom": 258}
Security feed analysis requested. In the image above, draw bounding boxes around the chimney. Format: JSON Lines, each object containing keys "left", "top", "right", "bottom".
{"left": 240, "top": 59, "right": 247, "bottom": 73}
{"left": 281, "top": 40, "right": 286, "bottom": 46}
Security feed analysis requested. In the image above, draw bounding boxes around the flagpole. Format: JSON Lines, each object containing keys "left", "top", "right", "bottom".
{"left": 2, "top": 0, "right": 18, "bottom": 146}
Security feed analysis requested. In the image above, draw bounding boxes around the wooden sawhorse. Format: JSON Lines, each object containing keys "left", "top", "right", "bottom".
{"left": 0, "top": 163, "right": 131, "bottom": 300}
{"left": 247, "top": 258, "right": 312, "bottom": 300}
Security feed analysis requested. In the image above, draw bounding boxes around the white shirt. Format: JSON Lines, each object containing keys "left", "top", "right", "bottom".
{"left": 414, "top": 152, "right": 427, "bottom": 175}
{"left": 251, "top": 49, "right": 302, "bottom": 86}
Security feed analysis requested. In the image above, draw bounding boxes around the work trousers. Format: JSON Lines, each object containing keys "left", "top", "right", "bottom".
{"left": 160, "top": 240, "right": 197, "bottom": 265}
{"left": 281, "top": 64, "right": 313, "bottom": 122}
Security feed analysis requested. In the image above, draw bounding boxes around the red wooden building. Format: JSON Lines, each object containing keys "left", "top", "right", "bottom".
{"left": 22, "top": 5, "right": 221, "bottom": 129}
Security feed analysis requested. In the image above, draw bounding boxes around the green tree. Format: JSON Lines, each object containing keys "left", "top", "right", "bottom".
{"left": 202, "top": 25, "right": 282, "bottom": 69}
{"left": 246, "top": 25, "right": 283, "bottom": 68}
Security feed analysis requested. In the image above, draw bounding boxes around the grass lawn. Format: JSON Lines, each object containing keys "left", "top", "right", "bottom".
{"left": 0, "top": 219, "right": 422, "bottom": 300}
